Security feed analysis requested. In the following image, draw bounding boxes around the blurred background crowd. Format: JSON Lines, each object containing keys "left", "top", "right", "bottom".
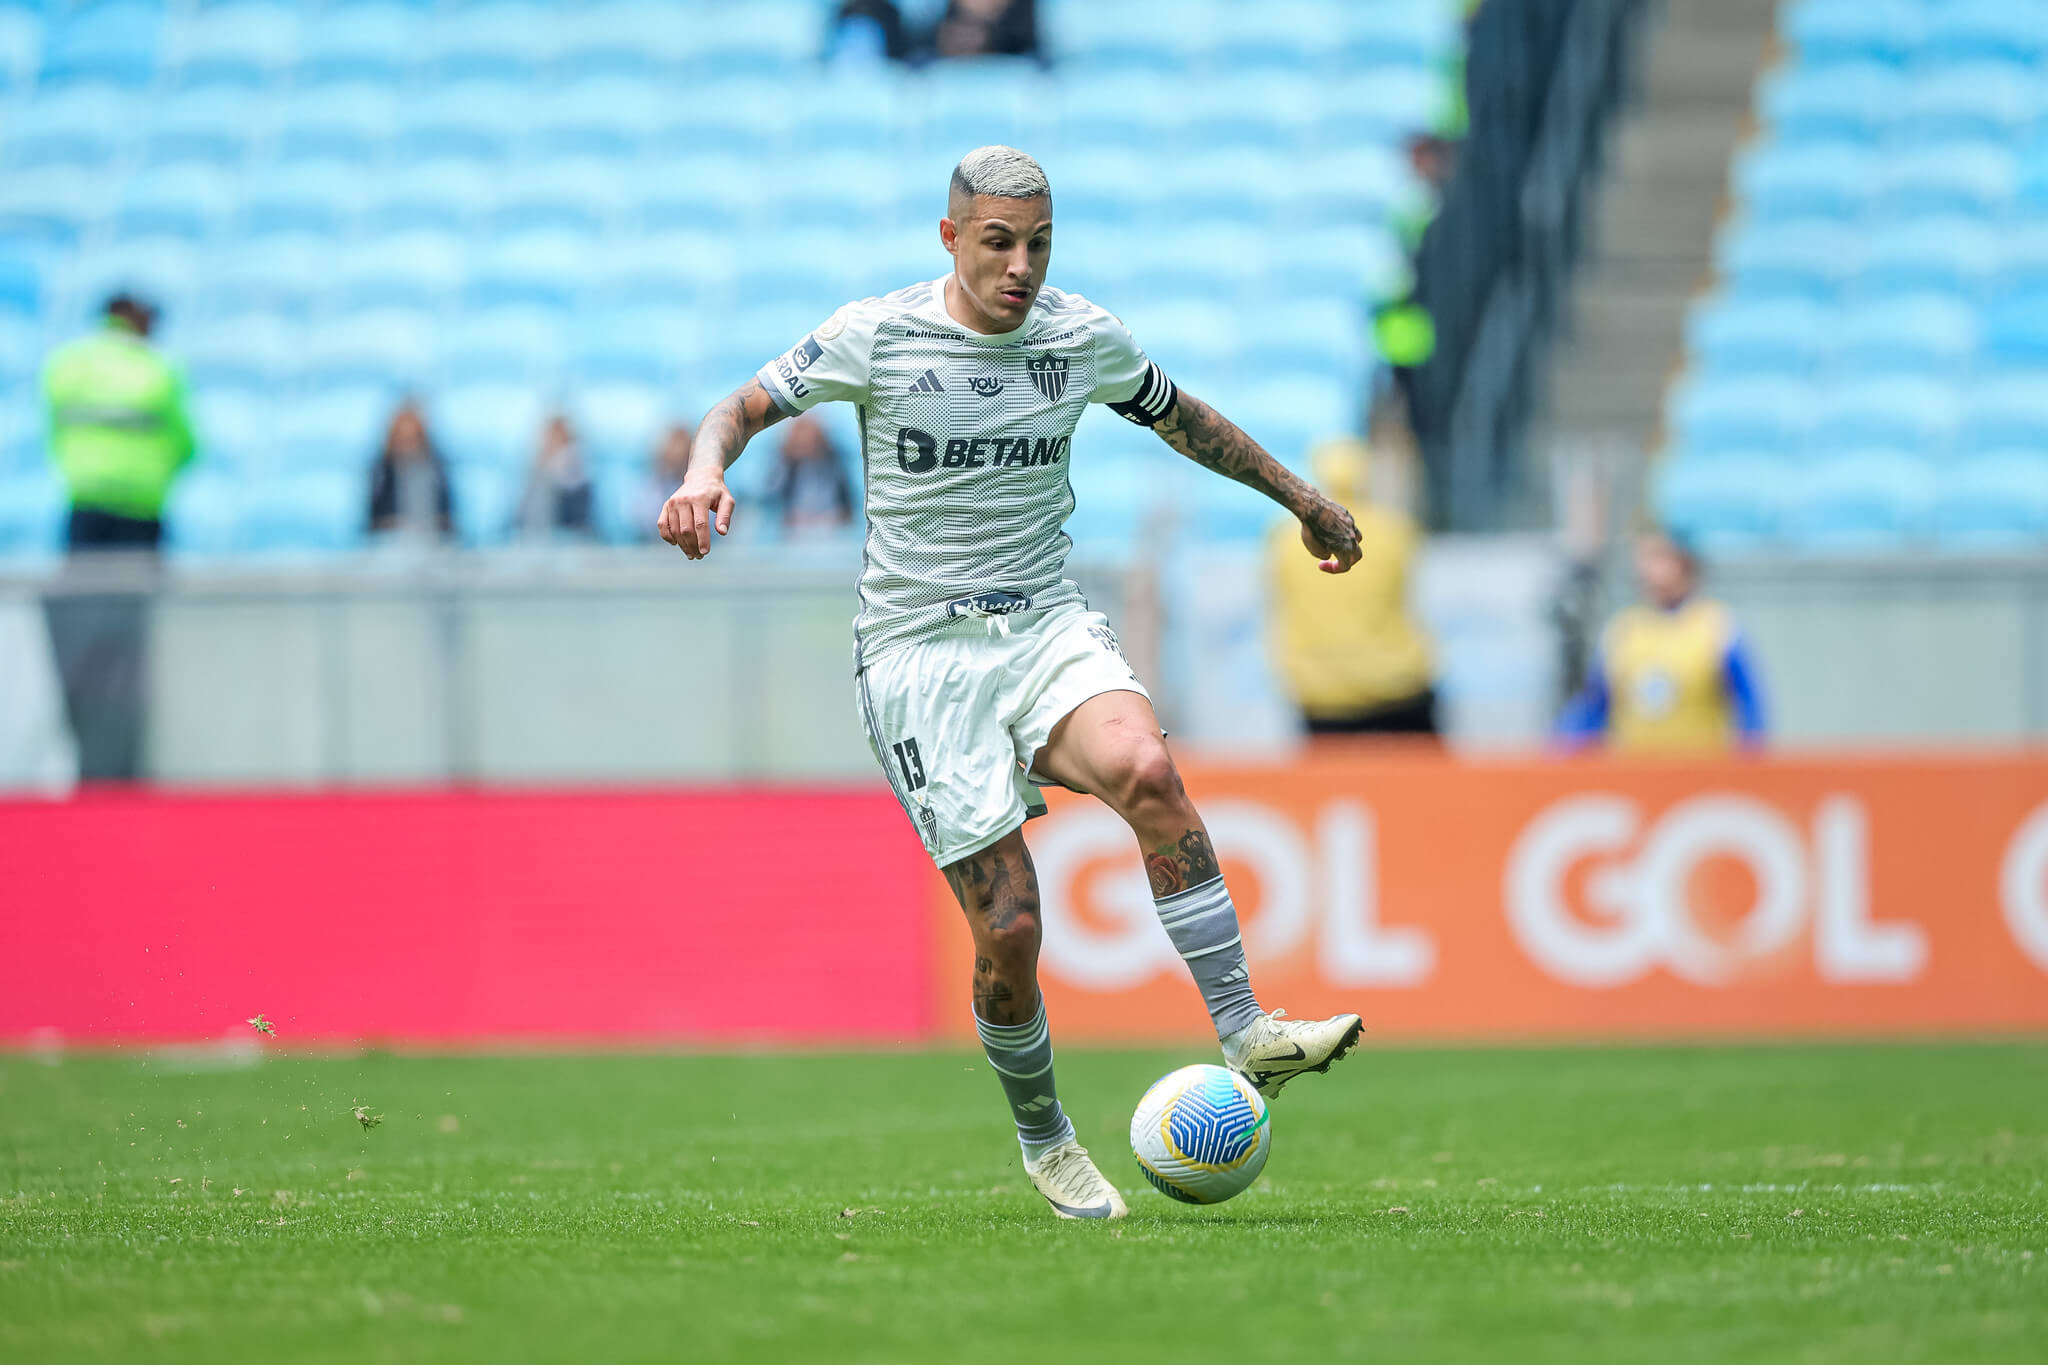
{"left": 3, "top": 0, "right": 2045, "bottom": 793}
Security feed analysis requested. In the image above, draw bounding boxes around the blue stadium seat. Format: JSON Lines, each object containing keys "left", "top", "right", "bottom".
{"left": 1718, "top": 218, "right": 1855, "bottom": 301}
{"left": 0, "top": 168, "right": 105, "bottom": 252}
{"left": 490, "top": 159, "right": 626, "bottom": 236}
{"left": 1782, "top": 450, "right": 1934, "bottom": 550}
{"left": 39, "top": 0, "right": 161, "bottom": 87}
{"left": 528, "top": 77, "right": 665, "bottom": 160}
{"left": 568, "top": 303, "right": 706, "bottom": 385}
{"left": 189, "top": 384, "right": 269, "bottom": 471}
{"left": 302, "top": 309, "right": 436, "bottom": 389}
{"left": 435, "top": 379, "right": 548, "bottom": 470}
{"left": 554, "top": 1, "right": 705, "bottom": 82}
{"left": 1057, "top": 73, "right": 1191, "bottom": 149}
{"left": 1263, "top": 225, "right": 1408, "bottom": 301}
{"left": 4, "top": 83, "right": 141, "bottom": 170}
{"left": 0, "top": 258, "right": 39, "bottom": 317}
{"left": 1835, "top": 295, "right": 1979, "bottom": 377}
{"left": 242, "top": 472, "right": 367, "bottom": 553}
{"left": 1668, "top": 376, "right": 1812, "bottom": 457}
{"left": 164, "top": 466, "right": 247, "bottom": 555}
{"left": 1333, "top": 1, "right": 1461, "bottom": 69}
{"left": 1857, "top": 217, "right": 1996, "bottom": 298}
{"left": 0, "top": 311, "right": 39, "bottom": 387}
{"left": 449, "top": 463, "right": 521, "bottom": 546}
{"left": 270, "top": 382, "right": 392, "bottom": 472}
{"left": 394, "top": 80, "right": 527, "bottom": 164}
{"left": 572, "top": 379, "right": 668, "bottom": 467}
{"left": 1996, "top": 224, "right": 2048, "bottom": 294}
{"left": 235, "top": 161, "right": 364, "bottom": 238}
{"left": 325, "top": 233, "right": 466, "bottom": 312}
{"left": 164, "top": 1, "right": 298, "bottom": 87}
{"left": 434, "top": 306, "right": 565, "bottom": 385}
{"left": 1735, "top": 141, "right": 1876, "bottom": 221}
{"left": 273, "top": 84, "right": 402, "bottom": 163}
{"left": 1785, "top": 0, "right": 1921, "bottom": 67}
{"left": 178, "top": 309, "right": 299, "bottom": 387}
{"left": 586, "top": 232, "right": 740, "bottom": 311}
{"left": 1897, "top": 64, "right": 2039, "bottom": 146}
{"left": 293, "top": 1, "right": 418, "bottom": 85}
{"left": 1959, "top": 375, "right": 2048, "bottom": 454}
{"left": 1876, "top": 143, "right": 2015, "bottom": 219}
{"left": 1759, "top": 63, "right": 1900, "bottom": 145}
{"left": 682, "top": 1, "right": 820, "bottom": 76}
{"left": 0, "top": 470, "right": 68, "bottom": 558}
{"left": 0, "top": 389, "right": 41, "bottom": 476}
{"left": 1654, "top": 452, "right": 1787, "bottom": 552}
{"left": 143, "top": 86, "right": 258, "bottom": 168}
{"left": 1982, "top": 292, "right": 2048, "bottom": 369}
{"left": 418, "top": 1, "right": 556, "bottom": 84}
{"left": 591, "top": 461, "right": 655, "bottom": 544}
{"left": 1687, "top": 297, "right": 1829, "bottom": 378}
{"left": 363, "top": 160, "right": 495, "bottom": 236}
{"left": 1920, "top": 0, "right": 2047, "bottom": 67}
{"left": 467, "top": 231, "right": 599, "bottom": 312}
{"left": 0, "top": 8, "right": 41, "bottom": 90}
{"left": 1064, "top": 457, "right": 1156, "bottom": 552}
{"left": 1809, "top": 377, "right": 1961, "bottom": 457}
{"left": 111, "top": 165, "right": 238, "bottom": 242}
{"left": 73, "top": 238, "right": 204, "bottom": 318}
{"left": 1929, "top": 452, "right": 2048, "bottom": 549}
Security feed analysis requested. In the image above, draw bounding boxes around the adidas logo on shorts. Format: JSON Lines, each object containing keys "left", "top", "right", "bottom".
{"left": 909, "top": 369, "right": 945, "bottom": 393}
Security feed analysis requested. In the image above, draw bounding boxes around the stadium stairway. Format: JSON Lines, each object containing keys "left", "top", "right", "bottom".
{"left": 1539, "top": 0, "right": 1780, "bottom": 452}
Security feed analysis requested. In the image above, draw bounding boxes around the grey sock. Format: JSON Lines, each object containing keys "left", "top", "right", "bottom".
{"left": 1155, "top": 875, "right": 1264, "bottom": 1038}
{"left": 974, "top": 1004, "right": 1076, "bottom": 1162}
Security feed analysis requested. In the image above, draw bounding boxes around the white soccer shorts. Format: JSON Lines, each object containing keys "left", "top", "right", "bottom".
{"left": 855, "top": 604, "right": 1151, "bottom": 867}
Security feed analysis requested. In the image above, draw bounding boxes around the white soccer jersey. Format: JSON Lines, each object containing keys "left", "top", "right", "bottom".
{"left": 756, "top": 276, "right": 1177, "bottom": 667}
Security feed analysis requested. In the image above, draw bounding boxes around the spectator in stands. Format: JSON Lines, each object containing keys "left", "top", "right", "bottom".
{"left": 1267, "top": 438, "right": 1437, "bottom": 737}
{"left": 831, "top": 0, "right": 914, "bottom": 63}
{"left": 516, "top": 412, "right": 594, "bottom": 540}
{"left": 932, "top": 0, "right": 1039, "bottom": 59}
{"left": 43, "top": 292, "right": 194, "bottom": 553}
{"left": 763, "top": 416, "right": 854, "bottom": 538}
{"left": 367, "top": 399, "right": 455, "bottom": 542}
{"left": 1555, "top": 529, "right": 1766, "bottom": 754}
{"left": 636, "top": 422, "right": 695, "bottom": 541}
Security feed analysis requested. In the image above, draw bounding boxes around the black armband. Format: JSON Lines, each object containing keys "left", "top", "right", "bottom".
{"left": 1107, "top": 361, "right": 1178, "bottom": 427}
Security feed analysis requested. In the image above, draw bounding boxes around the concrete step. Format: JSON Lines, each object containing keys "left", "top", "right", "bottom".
{"left": 1639, "top": 33, "right": 1774, "bottom": 105}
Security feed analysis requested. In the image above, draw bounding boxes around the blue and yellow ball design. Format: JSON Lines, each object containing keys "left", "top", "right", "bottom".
{"left": 1128, "top": 1064, "right": 1272, "bottom": 1205}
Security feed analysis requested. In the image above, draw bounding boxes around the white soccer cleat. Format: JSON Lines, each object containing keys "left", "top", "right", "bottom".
{"left": 1024, "top": 1140, "right": 1129, "bottom": 1221}
{"left": 1222, "top": 1008, "right": 1365, "bottom": 1098}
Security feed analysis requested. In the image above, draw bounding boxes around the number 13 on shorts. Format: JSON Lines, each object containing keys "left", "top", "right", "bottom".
{"left": 891, "top": 738, "right": 929, "bottom": 791}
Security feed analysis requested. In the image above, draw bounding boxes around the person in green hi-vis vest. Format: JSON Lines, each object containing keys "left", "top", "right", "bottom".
{"left": 42, "top": 292, "right": 194, "bottom": 552}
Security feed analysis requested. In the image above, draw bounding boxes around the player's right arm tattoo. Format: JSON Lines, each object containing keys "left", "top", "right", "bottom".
{"left": 688, "top": 377, "right": 787, "bottom": 474}
{"left": 1154, "top": 392, "right": 1361, "bottom": 563}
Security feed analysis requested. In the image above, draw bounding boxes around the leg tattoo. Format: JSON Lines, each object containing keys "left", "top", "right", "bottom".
{"left": 1145, "top": 827, "right": 1223, "bottom": 897}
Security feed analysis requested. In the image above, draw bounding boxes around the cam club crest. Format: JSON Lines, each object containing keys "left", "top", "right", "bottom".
{"left": 1026, "top": 352, "right": 1070, "bottom": 403}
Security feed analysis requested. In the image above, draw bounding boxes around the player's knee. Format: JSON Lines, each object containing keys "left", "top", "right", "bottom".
{"left": 982, "top": 904, "right": 1042, "bottom": 960}
{"left": 1103, "top": 741, "right": 1185, "bottom": 819}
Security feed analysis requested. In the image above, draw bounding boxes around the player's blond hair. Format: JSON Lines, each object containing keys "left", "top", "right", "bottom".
{"left": 949, "top": 145, "right": 1051, "bottom": 208}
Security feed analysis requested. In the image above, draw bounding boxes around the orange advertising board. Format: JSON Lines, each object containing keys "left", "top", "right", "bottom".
{"left": 932, "top": 753, "right": 2048, "bottom": 1041}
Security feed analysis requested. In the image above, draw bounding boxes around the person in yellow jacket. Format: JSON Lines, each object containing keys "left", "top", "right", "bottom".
{"left": 1266, "top": 438, "right": 1438, "bottom": 735}
{"left": 1555, "top": 529, "right": 1766, "bottom": 753}
{"left": 43, "top": 293, "right": 195, "bottom": 552}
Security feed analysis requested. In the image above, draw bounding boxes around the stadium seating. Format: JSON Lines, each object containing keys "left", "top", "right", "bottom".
{"left": 0, "top": 0, "right": 1448, "bottom": 557}
{"left": 1665, "top": 0, "right": 2048, "bottom": 551}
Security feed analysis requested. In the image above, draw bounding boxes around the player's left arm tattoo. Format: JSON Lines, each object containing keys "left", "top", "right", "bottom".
{"left": 1153, "top": 392, "right": 1361, "bottom": 568}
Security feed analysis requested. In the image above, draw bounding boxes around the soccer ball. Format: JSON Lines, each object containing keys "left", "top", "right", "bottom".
{"left": 1129, "top": 1064, "right": 1271, "bottom": 1204}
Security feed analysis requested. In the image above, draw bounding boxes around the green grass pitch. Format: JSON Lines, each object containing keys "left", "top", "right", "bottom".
{"left": 2, "top": 1042, "right": 2043, "bottom": 1363}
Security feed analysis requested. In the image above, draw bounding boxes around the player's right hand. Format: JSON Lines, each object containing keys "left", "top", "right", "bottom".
{"left": 658, "top": 472, "right": 735, "bottom": 559}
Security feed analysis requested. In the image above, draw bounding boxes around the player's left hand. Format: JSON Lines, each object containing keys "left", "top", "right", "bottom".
{"left": 1300, "top": 496, "right": 1361, "bottom": 574}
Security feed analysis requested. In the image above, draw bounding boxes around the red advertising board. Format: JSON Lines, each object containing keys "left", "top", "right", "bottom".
{"left": 0, "top": 788, "right": 934, "bottom": 1044}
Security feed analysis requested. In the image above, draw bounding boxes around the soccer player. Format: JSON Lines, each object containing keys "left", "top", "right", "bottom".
{"left": 659, "top": 146, "right": 1366, "bottom": 1221}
